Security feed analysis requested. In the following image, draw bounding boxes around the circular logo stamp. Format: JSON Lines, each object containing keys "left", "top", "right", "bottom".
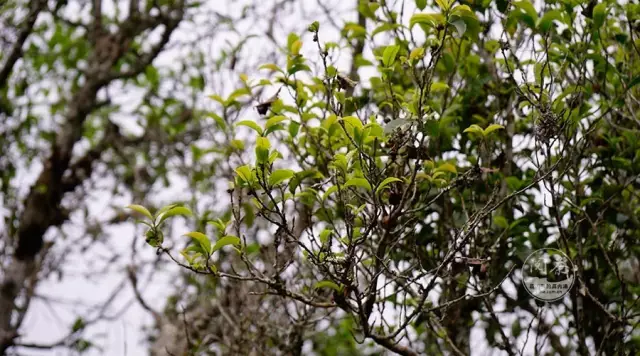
{"left": 522, "top": 248, "right": 575, "bottom": 302}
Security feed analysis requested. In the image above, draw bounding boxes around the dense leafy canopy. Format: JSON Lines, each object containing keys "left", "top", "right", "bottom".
{"left": 129, "top": 0, "right": 640, "bottom": 354}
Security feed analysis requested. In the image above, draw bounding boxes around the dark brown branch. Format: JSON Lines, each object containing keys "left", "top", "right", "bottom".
{"left": 0, "top": 0, "right": 46, "bottom": 91}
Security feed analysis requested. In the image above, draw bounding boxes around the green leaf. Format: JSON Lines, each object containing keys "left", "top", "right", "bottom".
{"left": 145, "top": 229, "right": 164, "bottom": 247}
{"left": 409, "top": 13, "right": 443, "bottom": 29}
{"left": 382, "top": 45, "right": 400, "bottom": 67}
{"left": 256, "top": 137, "right": 271, "bottom": 164}
{"left": 376, "top": 177, "right": 402, "bottom": 195}
{"left": 593, "top": 2, "right": 606, "bottom": 28}
{"left": 72, "top": 317, "right": 85, "bottom": 333}
{"left": 627, "top": 76, "right": 640, "bottom": 91}
{"left": 308, "top": 21, "right": 320, "bottom": 32}
{"left": 372, "top": 23, "right": 401, "bottom": 37}
{"left": 463, "top": 124, "right": 484, "bottom": 135}
{"left": 154, "top": 204, "right": 178, "bottom": 219}
{"left": 291, "top": 40, "right": 303, "bottom": 55}
{"left": 344, "top": 178, "right": 372, "bottom": 191}
{"left": 323, "top": 185, "right": 339, "bottom": 201}
{"left": 435, "top": 0, "right": 451, "bottom": 11}
{"left": 158, "top": 206, "right": 193, "bottom": 225}
{"left": 319, "top": 229, "right": 333, "bottom": 244}
{"left": 236, "top": 165, "right": 253, "bottom": 184}
{"left": 537, "top": 10, "right": 563, "bottom": 32}
{"left": 314, "top": 280, "right": 342, "bottom": 291}
{"left": 208, "top": 94, "right": 226, "bottom": 106}
{"left": 259, "top": 63, "right": 282, "bottom": 73}
{"left": 493, "top": 216, "right": 509, "bottom": 229}
{"left": 227, "top": 87, "right": 251, "bottom": 104}
{"left": 430, "top": 82, "right": 450, "bottom": 92}
{"left": 145, "top": 66, "right": 159, "bottom": 86}
{"left": 341, "top": 116, "right": 364, "bottom": 130}
{"left": 451, "top": 4, "right": 473, "bottom": 14}
{"left": 483, "top": 124, "right": 505, "bottom": 136}
{"left": 289, "top": 121, "right": 300, "bottom": 138}
{"left": 513, "top": 1, "right": 538, "bottom": 28}
{"left": 416, "top": 0, "right": 427, "bottom": 10}
{"left": 450, "top": 19, "right": 467, "bottom": 36}
{"left": 287, "top": 33, "right": 300, "bottom": 52}
{"left": 209, "top": 113, "right": 226, "bottom": 130}
{"left": 436, "top": 163, "right": 457, "bottom": 174}
{"left": 184, "top": 231, "right": 212, "bottom": 255}
{"left": 236, "top": 120, "right": 263, "bottom": 135}
{"left": 269, "top": 169, "right": 295, "bottom": 186}
{"left": 409, "top": 47, "right": 425, "bottom": 61}
{"left": 127, "top": 204, "right": 153, "bottom": 220}
{"left": 212, "top": 235, "right": 241, "bottom": 253}
{"left": 266, "top": 115, "right": 287, "bottom": 129}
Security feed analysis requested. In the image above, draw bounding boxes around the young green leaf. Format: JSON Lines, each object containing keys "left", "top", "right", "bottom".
{"left": 127, "top": 204, "right": 153, "bottom": 220}
{"left": 322, "top": 185, "right": 339, "bottom": 201}
{"left": 269, "top": 169, "right": 295, "bottom": 186}
{"left": 483, "top": 124, "right": 505, "bottom": 136}
{"left": 340, "top": 116, "right": 364, "bottom": 130}
{"left": 382, "top": 45, "right": 400, "bottom": 67}
{"left": 71, "top": 317, "right": 85, "bottom": 333}
{"left": 158, "top": 206, "right": 193, "bottom": 225}
{"left": 319, "top": 229, "right": 333, "bottom": 244}
{"left": 291, "top": 40, "right": 303, "bottom": 56}
{"left": 537, "top": 10, "right": 563, "bottom": 32}
{"left": 376, "top": 177, "right": 402, "bottom": 195}
{"left": 436, "top": 163, "right": 457, "bottom": 174}
{"left": 463, "top": 124, "right": 484, "bottom": 135}
{"left": 409, "top": 13, "right": 444, "bottom": 29}
{"left": 430, "top": 82, "right": 450, "bottom": 92}
{"left": 314, "top": 280, "right": 342, "bottom": 292}
{"left": 212, "top": 235, "right": 241, "bottom": 253}
{"left": 145, "top": 229, "right": 164, "bottom": 247}
{"left": 235, "top": 165, "right": 253, "bottom": 184}
{"left": 266, "top": 115, "right": 288, "bottom": 129}
{"left": 184, "top": 231, "right": 212, "bottom": 255}
{"left": 154, "top": 204, "right": 178, "bottom": 219}
{"left": 435, "top": 0, "right": 451, "bottom": 11}
{"left": 256, "top": 137, "right": 271, "bottom": 164}
{"left": 259, "top": 63, "right": 283, "bottom": 73}
{"left": 513, "top": 1, "right": 538, "bottom": 28}
{"left": 236, "top": 120, "right": 263, "bottom": 135}
{"left": 344, "top": 178, "right": 372, "bottom": 191}
{"left": 592, "top": 2, "right": 606, "bottom": 28}
{"left": 409, "top": 47, "right": 425, "bottom": 61}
